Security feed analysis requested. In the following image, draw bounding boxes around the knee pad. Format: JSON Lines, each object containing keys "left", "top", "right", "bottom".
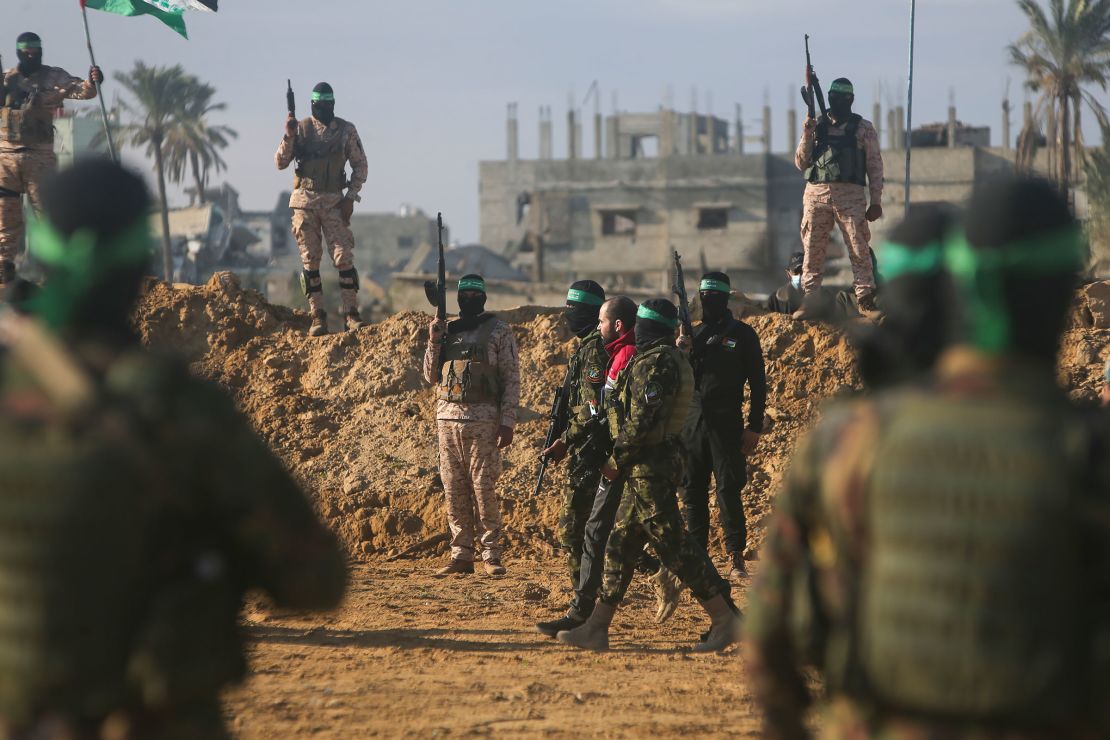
{"left": 0, "top": 187, "right": 21, "bottom": 199}
{"left": 338, "top": 267, "right": 359, "bottom": 291}
{"left": 300, "top": 269, "right": 322, "bottom": 296}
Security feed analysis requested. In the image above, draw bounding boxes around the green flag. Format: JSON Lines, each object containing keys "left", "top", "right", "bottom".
{"left": 82, "top": 0, "right": 190, "bottom": 39}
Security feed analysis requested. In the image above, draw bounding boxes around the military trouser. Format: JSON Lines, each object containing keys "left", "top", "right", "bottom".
{"left": 0, "top": 149, "right": 55, "bottom": 283}
{"left": 291, "top": 203, "right": 359, "bottom": 314}
{"left": 599, "top": 448, "right": 729, "bottom": 606}
{"left": 800, "top": 185, "right": 875, "bottom": 300}
{"left": 558, "top": 449, "right": 604, "bottom": 590}
{"left": 437, "top": 419, "right": 503, "bottom": 562}
{"left": 679, "top": 414, "right": 748, "bottom": 555}
{"left": 567, "top": 476, "right": 660, "bottom": 621}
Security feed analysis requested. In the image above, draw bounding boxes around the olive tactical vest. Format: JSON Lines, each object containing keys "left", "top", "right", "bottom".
{"left": 293, "top": 119, "right": 348, "bottom": 194}
{"left": 805, "top": 114, "right": 867, "bottom": 186}
{"left": 0, "top": 106, "right": 53, "bottom": 146}
{"left": 437, "top": 318, "right": 501, "bottom": 405}
{"left": 616, "top": 345, "right": 693, "bottom": 445}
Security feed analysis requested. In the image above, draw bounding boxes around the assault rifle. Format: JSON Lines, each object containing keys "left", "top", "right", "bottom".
{"left": 286, "top": 79, "right": 295, "bottom": 117}
{"left": 534, "top": 365, "right": 573, "bottom": 497}
{"left": 672, "top": 249, "right": 693, "bottom": 337}
{"left": 423, "top": 213, "right": 447, "bottom": 321}
{"left": 800, "top": 34, "right": 827, "bottom": 121}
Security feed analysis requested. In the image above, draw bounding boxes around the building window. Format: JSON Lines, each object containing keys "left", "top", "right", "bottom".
{"left": 697, "top": 207, "right": 728, "bottom": 230}
{"left": 397, "top": 236, "right": 415, "bottom": 249}
{"left": 600, "top": 210, "right": 637, "bottom": 236}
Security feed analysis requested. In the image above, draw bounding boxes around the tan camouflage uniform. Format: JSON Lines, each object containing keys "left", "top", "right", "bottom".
{"left": 794, "top": 117, "right": 883, "bottom": 299}
{"left": 423, "top": 319, "right": 520, "bottom": 562}
{"left": 274, "top": 116, "right": 368, "bottom": 313}
{"left": 0, "top": 66, "right": 96, "bottom": 273}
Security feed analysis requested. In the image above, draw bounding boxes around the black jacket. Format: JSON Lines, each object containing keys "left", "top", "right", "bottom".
{"left": 688, "top": 311, "right": 767, "bottom": 433}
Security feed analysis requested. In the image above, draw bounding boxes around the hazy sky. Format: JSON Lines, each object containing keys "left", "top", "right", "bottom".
{"left": 6, "top": 0, "right": 1093, "bottom": 241}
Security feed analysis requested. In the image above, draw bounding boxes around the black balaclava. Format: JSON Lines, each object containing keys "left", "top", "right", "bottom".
{"left": 564, "top": 279, "right": 605, "bottom": 338}
{"left": 311, "top": 82, "right": 336, "bottom": 125}
{"left": 16, "top": 32, "right": 43, "bottom": 76}
{"left": 456, "top": 273, "right": 487, "bottom": 317}
{"left": 635, "top": 298, "right": 678, "bottom": 351}
{"left": 827, "top": 78, "right": 854, "bottom": 121}
{"left": 698, "top": 271, "right": 731, "bottom": 323}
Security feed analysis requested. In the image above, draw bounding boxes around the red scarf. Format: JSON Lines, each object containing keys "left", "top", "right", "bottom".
{"left": 604, "top": 327, "right": 637, "bottom": 386}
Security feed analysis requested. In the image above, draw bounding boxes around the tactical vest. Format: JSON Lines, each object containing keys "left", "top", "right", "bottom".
{"left": 805, "top": 114, "right": 867, "bottom": 186}
{"left": 293, "top": 119, "right": 347, "bottom": 194}
{"left": 849, "top": 393, "right": 1094, "bottom": 722}
{"left": 437, "top": 318, "right": 501, "bottom": 405}
{"left": 616, "top": 345, "right": 694, "bottom": 446}
{"left": 0, "top": 106, "right": 53, "bottom": 146}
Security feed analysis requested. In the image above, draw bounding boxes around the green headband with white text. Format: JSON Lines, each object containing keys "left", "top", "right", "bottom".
{"left": 636, "top": 304, "right": 678, "bottom": 328}
{"left": 566, "top": 288, "right": 604, "bottom": 306}
{"left": 457, "top": 277, "right": 486, "bottom": 293}
{"left": 311, "top": 91, "right": 335, "bottom": 102}
{"left": 698, "top": 279, "right": 730, "bottom": 294}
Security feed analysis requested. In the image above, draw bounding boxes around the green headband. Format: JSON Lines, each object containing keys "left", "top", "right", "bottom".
{"left": 636, "top": 305, "right": 678, "bottom": 329}
{"left": 457, "top": 277, "right": 486, "bottom": 293}
{"left": 16, "top": 40, "right": 42, "bottom": 50}
{"left": 566, "top": 288, "right": 603, "bottom": 306}
{"left": 26, "top": 217, "right": 153, "bottom": 330}
{"left": 944, "top": 227, "right": 1084, "bottom": 353}
{"left": 829, "top": 81, "right": 854, "bottom": 94}
{"left": 698, "top": 279, "right": 730, "bottom": 294}
{"left": 310, "top": 92, "right": 335, "bottom": 102}
{"left": 880, "top": 241, "right": 944, "bottom": 281}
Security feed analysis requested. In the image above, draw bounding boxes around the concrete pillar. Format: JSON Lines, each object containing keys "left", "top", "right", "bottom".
{"left": 1002, "top": 100, "right": 1011, "bottom": 152}
{"left": 896, "top": 106, "right": 905, "bottom": 151}
{"left": 735, "top": 104, "right": 744, "bottom": 154}
{"left": 661, "top": 110, "right": 675, "bottom": 158}
{"left": 873, "top": 102, "right": 882, "bottom": 147}
{"left": 594, "top": 112, "right": 602, "bottom": 160}
{"left": 506, "top": 102, "right": 518, "bottom": 162}
{"left": 787, "top": 108, "right": 797, "bottom": 151}
{"left": 762, "top": 105, "right": 772, "bottom": 153}
{"left": 539, "top": 106, "right": 553, "bottom": 160}
{"left": 607, "top": 114, "right": 620, "bottom": 160}
{"left": 947, "top": 105, "right": 957, "bottom": 148}
{"left": 567, "top": 108, "right": 577, "bottom": 161}
{"left": 887, "top": 109, "right": 897, "bottom": 150}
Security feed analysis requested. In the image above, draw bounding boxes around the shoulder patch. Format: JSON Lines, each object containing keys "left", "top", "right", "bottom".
{"left": 722, "top": 337, "right": 738, "bottom": 351}
{"left": 586, "top": 365, "right": 603, "bottom": 383}
{"left": 643, "top": 381, "right": 663, "bottom": 405}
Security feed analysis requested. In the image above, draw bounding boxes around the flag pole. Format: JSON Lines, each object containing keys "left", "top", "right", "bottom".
{"left": 80, "top": 3, "right": 119, "bottom": 163}
{"left": 903, "top": 0, "right": 916, "bottom": 217}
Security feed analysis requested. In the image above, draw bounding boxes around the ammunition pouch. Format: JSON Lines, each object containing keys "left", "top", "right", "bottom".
{"left": 293, "top": 119, "right": 348, "bottom": 194}
{"left": 0, "top": 187, "right": 20, "bottom": 199}
{"left": 0, "top": 106, "right": 53, "bottom": 147}
{"left": 338, "top": 268, "right": 359, "bottom": 291}
{"left": 437, "top": 319, "right": 500, "bottom": 404}
{"left": 300, "top": 269, "right": 322, "bottom": 296}
{"left": 805, "top": 114, "right": 867, "bottom": 186}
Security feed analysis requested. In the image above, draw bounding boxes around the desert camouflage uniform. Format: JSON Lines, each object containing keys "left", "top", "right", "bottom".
{"left": 745, "top": 349, "right": 1110, "bottom": 739}
{"left": 599, "top": 340, "right": 730, "bottom": 605}
{"left": 794, "top": 117, "right": 883, "bottom": 299}
{"left": 423, "top": 317, "right": 521, "bottom": 563}
{"left": 557, "top": 329, "right": 608, "bottom": 588}
{"left": 274, "top": 116, "right": 368, "bottom": 313}
{"left": 0, "top": 66, "right": 96, "bottom": 277}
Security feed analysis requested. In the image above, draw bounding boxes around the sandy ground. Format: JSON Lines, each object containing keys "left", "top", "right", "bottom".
{"left": 225, "top": 558, "right": 764, "bottom": 738}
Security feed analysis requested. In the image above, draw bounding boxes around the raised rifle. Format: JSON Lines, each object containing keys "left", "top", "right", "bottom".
{"left": 801, "top": 34, "right": 827, "bottom": 121}
{"left": 534, "top": 365, "right": 573, "bottom": 497}
{"left": 423, "top": 213, "right": 447, "bottom": 321}
{"left": 672, "top": 248, "right": 693, "bottom": 337}
{"left": 286, "top": 79, "right": 295, "bottom": 117}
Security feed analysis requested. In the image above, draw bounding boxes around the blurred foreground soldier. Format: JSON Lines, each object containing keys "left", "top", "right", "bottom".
{"left": 0, "top": 160, "right": 347, "bottom": 738}
{"left": 1, "top": 32, "right": 101, "bottom": 289}
{"left": 793, "top": 78, "right": 883, "bottom": 320}
{"left": 680, "top": 272, "right": 766, "bottom": 578}
{"left": 745, "top": 177, "right": 1110, "bottom": 739}
{"left": 766, "top": 251, "right": 805, "bottom": 315}
{"left": 275, "top": 81, "right": 368, "bottom": 336}
{"left": 558, "top": 299, "right": 741, "bottom": 653}
{"left": 423, "top": 275, "right": 520, "bottom": 576}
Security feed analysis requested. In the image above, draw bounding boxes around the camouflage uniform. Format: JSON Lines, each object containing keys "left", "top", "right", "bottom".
{"left": 599, "top": 341, "right": 730, "bottom": 605}
{"left": 794, "top": 116, "right": 883, "bottom": 299}
{"left": 557, "top": 329, "right": 608, "bottom": 588}
{"left": 0, "top": 66, "right": 96, "bottom": 280}
{"left": 274, "top": 116, "right": 368, "bottom": 314}
{"left": 745, "top": 349, "right": 1110, "bottom": 739}
{"left": 423, "top": 316, "right": 520, "bottom": 563}
{"left": 0, "top": 325, "right": 347, "bottom": 737}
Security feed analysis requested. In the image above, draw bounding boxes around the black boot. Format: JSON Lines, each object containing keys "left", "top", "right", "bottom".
{"left": 536, "top": 614, "right": 585, "bottom": 639}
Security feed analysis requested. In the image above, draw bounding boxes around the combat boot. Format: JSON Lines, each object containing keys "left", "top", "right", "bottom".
{"left": 344, "top": 309, "right": 366, "bottom": 331}
{"left": 483, "top": 559, "right": 506, "bottom": 576}
{"left": 557, "top": 601, "right": 615, "bottom": 651}
{"left": 536, "top": 613, "right": 585, "bottom": 638}
{"left": 692, "top": 593, "right": 742, "bottom": 653}
{"left": 308, "top": 309, "right": 328, "bottom": 337}
{"left": 651, "top": 566, "right": 683, "bottom": 623}
{"left": 791, "top": 293, "right": 829, "bottom": 322}
{"left": 728, "top": 552, "right": 747, "bottom": 580}
{"left": 856, "top": 289, "right": 882, "bottom": 321}
{"left": 434, "top": 559, "right": 474, "bottom": 576}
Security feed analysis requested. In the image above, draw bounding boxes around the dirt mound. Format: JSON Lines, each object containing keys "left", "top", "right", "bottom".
{"left": 134, "top": 272, "right": 1109, "bottom": 561}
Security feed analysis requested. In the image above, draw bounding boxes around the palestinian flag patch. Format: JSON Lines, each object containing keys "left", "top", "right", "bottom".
{"left": 643, "top": 381, "right": 663, "bottom": 405}
{"left": 722, "top": 337, "right": 738, "bottom": 351}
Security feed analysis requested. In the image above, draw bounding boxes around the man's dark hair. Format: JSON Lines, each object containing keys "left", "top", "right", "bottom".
{"left": 604, "top": 295, "right": 637, "bottom": 327}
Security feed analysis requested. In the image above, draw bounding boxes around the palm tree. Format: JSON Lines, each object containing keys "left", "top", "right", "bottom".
{"left": 162, "top": 80, "right": 237, "bottom": 205}
{"left": 109, "top": 61, "right": 195, "bottom": 281}
{"left": 1009, "top": 0, "right": 1110, "bottom": 196}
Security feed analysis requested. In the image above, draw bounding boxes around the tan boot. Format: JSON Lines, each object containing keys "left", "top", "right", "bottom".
{"left": 692, "top": 593, "right": 742, "bottom": 653}
{"left": 856, "top": 289, "right": 882, "bottom": 321}
{"left": 651, "top": 566, "right": 683, "bottom": 623}
{"left": 344, "top": 309, "right": 366, "bottom": 331}
{"left": 308, "top": 309, "right": 328, "bottom": 337}
{"left": 557, "top": 601, "right": 615, "bottom": 651}
{"left": 434, "top": 559, "right": 474, "bottom": 576}
{"left": 483, "top": 559, "right": 506, "bottom": 576}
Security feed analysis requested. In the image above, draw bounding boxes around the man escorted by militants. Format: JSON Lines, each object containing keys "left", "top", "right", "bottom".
{"left": 537, "top": 296, "right": 681, "bottom": 638}
{"left": 0, "top": 159, "right": 347, "bottom": 738}
{"left": 745, "top": 177, "right": 1110, "bottom": 739}
{"left": 558, "top": 299, "right": 741, "bottom": 653}
{"left": 793, "top": 77, "right": 884, "bottom": 321}
{"left": 679, "top": 272, "right": 766, "bottom": 579}
{"left": 1, "top": 32, "right": 102, "bottom": 289}
{"left": 275, "top": 81, "right": 368, "bottom": 336}
{"left": 766, "top": 251, "right": 805, "bottom": 315}
{"left": 423, "top": 275, "right": 520, "bottom": 577}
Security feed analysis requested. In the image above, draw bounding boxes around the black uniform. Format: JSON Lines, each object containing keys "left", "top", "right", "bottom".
{"left": 766, "top": 283, "right": 803, "bottom": 315}
{"left": 679, "top": 311, "right": 767, "bottom": 555}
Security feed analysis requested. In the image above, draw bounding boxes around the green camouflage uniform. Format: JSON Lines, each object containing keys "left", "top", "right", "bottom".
{"left": 0, "top": 333, "right": 347, "bottom": 737}
{"left": 557, "top": 330, "right": 608, "bottom": 588}
{"left": 599, "top": 339, "right": 730, "bottom": 605}
{"left": 745, "top": 349, "right": 1110, "bottom": 740}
